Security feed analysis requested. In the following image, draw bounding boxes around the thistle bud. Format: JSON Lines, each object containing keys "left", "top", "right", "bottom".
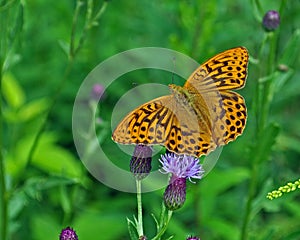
{"left": 262, "top": 10, "right": 280, "bottom": 31}
{"left": 130, "top": 145, "right": 152, "bottom": 180}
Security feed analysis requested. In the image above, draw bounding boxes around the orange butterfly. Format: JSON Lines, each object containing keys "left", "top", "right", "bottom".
{"left": 112, "top": 47, "right": 248, "bottom": 157}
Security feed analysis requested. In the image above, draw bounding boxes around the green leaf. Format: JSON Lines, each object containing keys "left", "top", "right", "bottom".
{"left": 58, "top": 39, "right": 70, "bottom": 57}
{"left": 164, "top": 236, "right": 174, "bottom": 240}
{"left": 1, "top": 72, "right": 25, "bottom": 108}
{"left": 8, "top": 176, "right": 78, "bottom": 220}
{"left": 201, "top": 167, "right": 250, "bottom": 196}
{"left": 279, "top": 29, "right": 300, "bottom": 67}
{"left": 127, "top": 218, "right": 139, "bottom": 240}
{"left": 276, "top": 134, "right": 300, "bottom": 154}
{"left": 31, "top": 213, "right": 60, "bottom": 240}
{"left": 17, "top": 98, "right": 49, "bottom": 121}
{"left": 6, "top": 133, "right": 82, "bottom": 180}
{"left": 32, "top": 135, "right": 83, "bottom": 179}
{"left": 74, "top": 211, "right": 127, "bottom": 240}
{"left": 151, "top": 213, "right": 160, "bottom": 232}
{"left": 206, "top": 217, "right": 239, "bottom": 240}
{"left": 22, "top": 176, "right": 78, "bottom": 199}
{"left": 199, "top": 167, "right": 250, "bottom": 220}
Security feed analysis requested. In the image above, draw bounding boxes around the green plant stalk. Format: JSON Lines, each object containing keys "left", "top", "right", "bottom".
{"left": 69, "top": 0, "right": 83, "bottom": 60}
{"left": 26, "top": 0, "right": 108, "bottom": 166}
{"left": 136, "top": 179, "right": 144, "bottom": 237}
{"left": 241, "top": 29, "right": 279, "bottom": 240}
{"left": 158, "top": 202, "right": 166, "bottom": 230}
{"left": 241, "top": 33, "right": 266, "bottom": 240}
{"left": 0, "top": 60, "right": 8, "bottom": 240}
{"left": 252, "top": 34, "right": 267, "bottom": 135}
{"left": 0, "top": 1, "right": 8, "bottom": 239}
{"left": 260, "top": 32, "right": 277, "bottom": 130}
{"left": 70, "top": 0, "right": 108, "bottom": 59}
{"left": 152, "top": 210, "right": 173, "bottom": 240}
{"left": 240, "top": 162, "right": 258, "bottom": 240}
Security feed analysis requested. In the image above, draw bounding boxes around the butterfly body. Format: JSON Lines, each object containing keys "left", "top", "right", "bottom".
{"left": 112, "top": 47, "right": 249, "bottom": 157}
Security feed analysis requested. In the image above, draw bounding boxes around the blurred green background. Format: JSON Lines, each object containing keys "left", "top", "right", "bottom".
{"left": 1, "top": 0, "right": 300, "bottom": 239}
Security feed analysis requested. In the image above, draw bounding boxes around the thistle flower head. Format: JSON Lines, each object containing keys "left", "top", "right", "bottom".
{"left": 159, "top": 153, "right": 204, "bottom": 183}
{"left": 59, "top": 227, "right": 78, "bottom": 240}
{"left": 262, "top": 10, "right": 280, "bottom": 31}
{"left": 159, "top": 153, "right": 204, "bottom": 211}
{"left": 164, "top": 177, "right": 186, "bottom": 210}
{"left": 91, "top": 83, "right": 104, "bottom": 100}
{"left": 130, "top": 145, "right": 152, "bottom": 180}
{"left": 186, "top": 236, "right": 200, "bottom": 240}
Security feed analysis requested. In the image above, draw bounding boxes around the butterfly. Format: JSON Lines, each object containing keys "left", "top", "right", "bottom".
{"left": 112, "top": 47, "right": 248, "bottom": 157}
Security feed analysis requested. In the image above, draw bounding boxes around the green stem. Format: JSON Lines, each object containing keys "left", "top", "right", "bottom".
{"left": 253, "top": 34, "right": 267, "bottom": 135}
{"left": 240, "top": 163, "right": 258, "bottom": 240}
{"left": 241, "top": 24, "right": 279, "bottom": 240}
{"left": 158, "top": 202, "right": 166, "bottom": 231}
{"left": 152, "top": 210, "right": 173, "bottom": 240}
{"left": 0, "top": 60, "right": 8, "bottom": 240}
{"left": 260, "top": 32, "right": 277, "bottom": 130}
{"left": 70, "top": 0, "right": 108, "bottom": 58}
{"left": 254, "top": 0, "right": 264, "bottom": 16}
{"left": 91, "top": 0, "right": 108, "bottom": 27}
{"left": 136, "top": 179, "right": 144, "bottom": 237}
{"left": 0, "top": 1, "right": 8, "bottom": 238}
{"left": 26, "top": 0, "right": 108, "bottom": 166}
{"left": 69, "top": 0, "right": 83, "bottom": 60}
{"left": 26, "top": 61, "right": 73, "bottom": 166}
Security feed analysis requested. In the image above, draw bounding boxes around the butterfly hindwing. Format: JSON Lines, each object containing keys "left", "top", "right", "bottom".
{"left": 212, "top": 91, "right": 247, "bottom": 146}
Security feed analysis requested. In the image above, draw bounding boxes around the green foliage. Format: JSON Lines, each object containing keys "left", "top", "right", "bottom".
{"left": 1, "top": 0, "right": 300, "bottom": 239}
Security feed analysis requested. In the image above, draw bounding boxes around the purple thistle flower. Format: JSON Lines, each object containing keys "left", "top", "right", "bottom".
{"left": 159, "top": 153, "right": 204, "bottom": 183}
{"left": 262, "top": 10, "right": 280, "bottom": 31}
{"left": 186, "top": 236, "right": 200, "bottom": 240}
{"left": 91, "top": 83, "right": 104, "bottom": 100}
{"left": 130, "top": 145, "right": 152, "bottom": 180}
{"left": 159, "top": 153, "right": 204, "bottom": 210}
{"left": 59, "top": 227, "right": 78, "bottom": 240}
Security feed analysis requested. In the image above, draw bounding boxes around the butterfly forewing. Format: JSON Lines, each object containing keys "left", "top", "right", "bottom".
{"left": 112, "top": 96, "right": 173, "bottom": 145}
{"left": 184, "top": 47, "right": 248, "bottom": 92}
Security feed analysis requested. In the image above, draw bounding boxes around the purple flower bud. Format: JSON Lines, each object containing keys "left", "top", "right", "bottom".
{"left": 262, "top": 10, "right": 280, "bottom": 31}
{"left": 164, "top": 177, "right": 186, "bottom": 210}
{"left": 187, "top": 236, "right": 200, "bottom": 240}
{"left": 91, "top": 83, "right": 104, "bottom": 100}
{"left": 59, "top": 227, "right": 78, "bottom": 240}
{"left": 130, "top": 145, "right": 152, "bottom": 180}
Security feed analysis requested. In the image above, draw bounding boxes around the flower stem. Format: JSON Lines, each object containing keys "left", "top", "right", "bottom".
{"left": 26, "top": 0, "right": 108, "bottom": 166}
{"left": 241, "top": 19, "right": 279, "bottom": 240}
{"left": 70, "top": 0, "right": 108, "bottom": 59}
{"left": 0, "top": 1, "right": 8, "bottom": 238}
{"left": 0, "top": 60, "right": 8, "bottom": 240}
{"left": 260, "top": 32, "right": 277, "bottom": 130}
{"left": 136, "top": 179, "right": 144, "bottom": 237}
{"left": 152, "top": 209, "right": 173, "bottom": 240}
